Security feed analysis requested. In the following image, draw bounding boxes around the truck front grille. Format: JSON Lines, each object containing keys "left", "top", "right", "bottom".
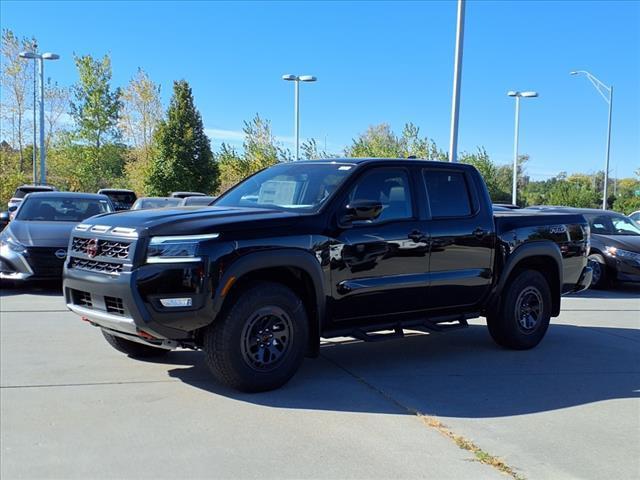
{"left": 71, "top": 237, "right": 131, "bottom": 259}
{"left": 69, "top": 257, "right": 123, "bottom": 275}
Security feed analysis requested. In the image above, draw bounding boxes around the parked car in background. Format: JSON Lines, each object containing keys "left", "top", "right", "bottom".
{"left": 131, "top": 197, "right": 183, "bottom": 210}
{"left": 0, "top": 211, "right": 9, "bottom": 231}
{"left": 8, "top": 185, "right": 57, "bottom": 212}
{"left": 630, "top": 211, "right": 640, "bottom": 223}
{"left": 531, "top": 206, "right": 640, "bottom": 288}
{"left": 63, "top": 158, "right": 591, "bottom": 392}
{"left": 170, "top": 191, "right": 206, "bottom": 198}
{"left": 493, "top": 203, "right": 521, "bottom": 210}
{"left": 97, "top": 189, "right": 137, "bottom": 211}
{"left": 0, "top": 192, "right": 114, "bottom": 283}
{"left": 180, "top": 195, "right": 217, "bottom": 206}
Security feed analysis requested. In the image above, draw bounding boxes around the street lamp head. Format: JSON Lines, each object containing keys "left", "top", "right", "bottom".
{"left": 507, "top": 91, "right": 519, "bottom": 97}
{"left": 521, "top": 91, "right": 538, "bottom": 98}
{"left": 42, "top": 53, "right": 60, "bottom": 60}
{"left": 18, "top": 51, "right": 38, "bottom": 59}
{"left": 282, "top": 74, "right": 297, "bottom": 81}
{"left": 298, "top": 75, "right": 317, "bottom": 82}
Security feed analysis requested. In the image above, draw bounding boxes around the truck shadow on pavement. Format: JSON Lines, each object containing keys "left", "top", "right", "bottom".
{"left": 166, "top": 323, "right": 640, "bottom": 418}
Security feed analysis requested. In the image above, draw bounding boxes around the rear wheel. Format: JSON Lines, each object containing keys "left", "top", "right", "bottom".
{"left": 204, "top": 281, "right": 308, "bottom": 392}
{"left": 487, "top": 269, "right": 552, "bottom": 350}
{"left": 102, "top": 330, "right": 171, "bottom": 358}
{"left": 587, "top": 253, "right": 609, "bottom": 289}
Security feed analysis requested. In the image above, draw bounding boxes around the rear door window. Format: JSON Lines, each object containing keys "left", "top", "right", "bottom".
{"left": 423, "top": 170, "right": 473, "bottom": 218}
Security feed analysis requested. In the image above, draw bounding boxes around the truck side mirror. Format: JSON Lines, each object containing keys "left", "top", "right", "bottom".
{"left": 340, "top": 200, "right": 383, "bottom": 226}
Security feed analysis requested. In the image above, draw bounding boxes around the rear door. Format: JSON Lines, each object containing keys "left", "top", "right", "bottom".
{"left": 422, "top": 167, "right": 495, "bottom": 311}
{"left": 330, "top": 166, "right": 431, "bottom": 321}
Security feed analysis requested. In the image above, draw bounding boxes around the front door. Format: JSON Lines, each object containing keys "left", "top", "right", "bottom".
{"left": 330, "top": 167, "right": 430, "bottom": 321}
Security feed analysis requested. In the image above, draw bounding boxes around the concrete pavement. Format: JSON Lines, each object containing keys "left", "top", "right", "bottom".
{"left": 1, "top": 283, "right": 638, "bottom": 479}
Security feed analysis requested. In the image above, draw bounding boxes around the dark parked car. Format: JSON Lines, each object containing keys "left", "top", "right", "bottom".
{"left": 97, "top": 189, "right": 137, "bottom": 211}
{"left": 181, "top": 195, "right": 217, "bottom": 206}
{"left": 1, "top": 192, "right": 114, "bottom": 283}
{"left": 170, "top": 191, "right": 206, "bottom": 199}
{"left": 131, "top": 197, "right": 183, "bottom": 210}
{"left": 63, "top": 159, "right": 591, "bottom": 392}
{"left": 530, "top": 207, "right": 640, "bottom": 288}
{"left": 8, "top": 184, "right": 57, "bottom": 212}
{"left": 630, "top": 211, "right": 640, "bottom": 223}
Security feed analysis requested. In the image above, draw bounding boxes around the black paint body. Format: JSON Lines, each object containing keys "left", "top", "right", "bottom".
{"left": 63, "top": 159, "right": 591, "bottom": 347}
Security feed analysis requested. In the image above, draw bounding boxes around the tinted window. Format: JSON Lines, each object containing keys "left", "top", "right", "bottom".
{"left": 16, "top": 197, "right": 112, "bottom": 222}
{"left": 347, "top": 168, "right": 413, "bottom": 223}
{"left": 424, "top": 170, "right": 472, "bottom": 218}
{"left": 587, "top": 214, "right": 640, "bottom": 236}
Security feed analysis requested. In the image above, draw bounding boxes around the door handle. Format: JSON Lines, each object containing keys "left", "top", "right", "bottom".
{"left": 473, "top": 227, "right": 488, "bottom": 238}
{"left": 408, "top": 230, "right": 429, "bottom": 243}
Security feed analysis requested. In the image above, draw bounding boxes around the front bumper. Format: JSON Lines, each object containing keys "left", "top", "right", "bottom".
{"left": 63, "top": 261, "right": 215, "bottom": 342}
{"left": 612, "top": 257, "right": 640, "bottom": 283}
{"left": 568, "top": 265, "right": 593, "bottom": 294}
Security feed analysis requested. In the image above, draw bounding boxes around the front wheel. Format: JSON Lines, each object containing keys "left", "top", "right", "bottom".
{"left": 203, "top": 281, "right": 309, "bottom": 393}
{"left": 487, "top": 270, "right": 552, "bottom": 350}
{"left": 102, "top": 330, "right": 171, "bottom": 358}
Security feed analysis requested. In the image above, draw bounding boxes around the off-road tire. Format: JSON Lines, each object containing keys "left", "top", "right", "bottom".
{"left": 487, "top": 269, "right": 552, "bottom": 350}
{"left": 204, "top": 281, "right": 309, "bottom": 393}
{"left": 102, "top": 330, "right": 171, "bottom": 358}
{"left": 587, "top": 253, "right": 609, "bottom": 289}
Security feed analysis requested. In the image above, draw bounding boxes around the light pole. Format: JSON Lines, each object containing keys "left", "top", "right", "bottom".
{"left": 282, "top": 74, "right": 316, "bottom": 160}
{"left": 507, "top": 91, "right": 538, "bottom": 205}
{"left": 448, "top": 0, "right": 465, "bottom": 162}
{"left": 19, "top": 49, "right": 60, "bottom": 185}
{"left": 570, "top": 70, "right": 613, "bottom": 210}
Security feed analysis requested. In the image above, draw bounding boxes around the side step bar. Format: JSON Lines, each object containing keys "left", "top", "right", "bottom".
{"left": 336, "top": 315, "right": 473, "bottom": 343}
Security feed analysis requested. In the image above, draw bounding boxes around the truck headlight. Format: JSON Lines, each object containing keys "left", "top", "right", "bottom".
{"left": 0, "top": 232, "right": 26, "bottom": 254}
{"left": 146, "top": 233, "right": 219, "bottom": 263}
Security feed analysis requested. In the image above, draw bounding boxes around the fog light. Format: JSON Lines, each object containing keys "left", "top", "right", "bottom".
{"left": 160, "top": 297, "right": 192, "bottom": 307}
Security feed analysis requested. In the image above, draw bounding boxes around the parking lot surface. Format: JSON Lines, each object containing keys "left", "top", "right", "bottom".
{"left": 1, "top": 283, "right": 639, "bottom": 479}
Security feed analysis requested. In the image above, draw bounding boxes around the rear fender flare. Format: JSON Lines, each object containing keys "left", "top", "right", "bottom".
{"left": 492, "top": 241, "right": 563, "bottom": 316}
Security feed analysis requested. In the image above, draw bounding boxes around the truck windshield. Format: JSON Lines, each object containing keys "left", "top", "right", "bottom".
{"left": 214, "top": 162, "right": 354, "bottom": 212}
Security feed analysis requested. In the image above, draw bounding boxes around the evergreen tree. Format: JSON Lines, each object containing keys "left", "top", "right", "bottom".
{"left": 147, "top": 80, "right": 218, "bottom": 195}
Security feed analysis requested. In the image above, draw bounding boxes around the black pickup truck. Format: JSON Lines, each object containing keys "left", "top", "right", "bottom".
{"left": 63, "top": 159, "right": 592, "bottom": 392}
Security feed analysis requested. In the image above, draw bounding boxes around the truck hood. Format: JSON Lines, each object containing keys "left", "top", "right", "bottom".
{"left": 7, "top": 220, "right": 77, "bottom": 248}
{"left": 84, "top": 206, "right": 305, "bottom": 236}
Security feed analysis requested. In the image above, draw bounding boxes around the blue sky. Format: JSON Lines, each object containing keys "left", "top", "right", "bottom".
{"left": 1, "top": 0, "right": 639, "bottom": 179}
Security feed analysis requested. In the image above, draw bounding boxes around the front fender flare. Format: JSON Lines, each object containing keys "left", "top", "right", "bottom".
{"left": 211, "top": 249, "right": 326, "bottom": 353}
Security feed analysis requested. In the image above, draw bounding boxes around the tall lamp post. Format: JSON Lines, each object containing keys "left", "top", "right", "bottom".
{"left": 19, "top": 49, "right": 60, "bottom": 185}
{"left": 448, "top": 0, "right": 466, "bottom": 162}
{"left": 282, "top": 74, "right": 316, "bottom": 160}
{"left": 570, "top": 70, "right": 613, "bottom": 210}
{"left": 507, "top": 90, "right": 538, "bottom": 205}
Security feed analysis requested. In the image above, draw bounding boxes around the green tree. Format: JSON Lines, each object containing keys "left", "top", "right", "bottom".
{"left": 147, "top": 80, "right": 218, "bottom": 195}
{"left": 70, "top": 54, "right": 122, "bottom": 149}
{"left": 545, "top": 177, "right": 600, "bottom": 208}
{"left": 1, "top": 29, "right": 37, "bottom": 170}
{"left": 216, "top": 114, "right": 288, "bottom": 194}
{"left": 459, "top": 147, "right": 511, "bottom": 202}
{"left": 346, "top": 123, "right": 445, "bottom": 159}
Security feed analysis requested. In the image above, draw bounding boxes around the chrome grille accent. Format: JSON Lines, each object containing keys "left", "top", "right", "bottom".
{"left": 71, "top": 237, "right": 131, "bottom": 259}
{"left": 69, "top": 257, "right": 123, "bottom": 275}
